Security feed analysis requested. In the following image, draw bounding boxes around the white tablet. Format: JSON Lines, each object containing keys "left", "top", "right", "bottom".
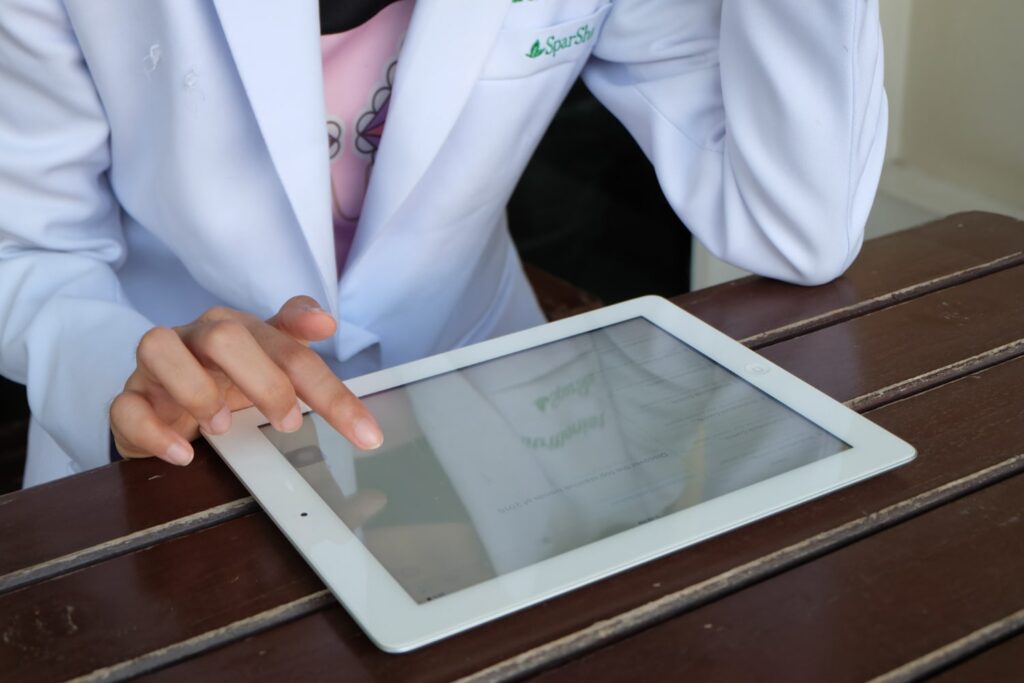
{"left": 204, "top": 295, "right": 914, "bottom": 652}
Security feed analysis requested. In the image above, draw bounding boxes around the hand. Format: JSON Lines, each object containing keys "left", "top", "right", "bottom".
{"left": 110, "top": 296, "right": 382, "bottom": 465}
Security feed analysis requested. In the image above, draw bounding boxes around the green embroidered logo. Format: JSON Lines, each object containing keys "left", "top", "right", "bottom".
{"left": 526, "top": 23, "right": 596, "bottom": 59}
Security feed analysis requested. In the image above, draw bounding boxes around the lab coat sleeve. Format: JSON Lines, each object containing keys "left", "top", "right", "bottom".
{"left": 583, "top": 0, "right": 887, "bottom": 285}
{"left": 0, "top": 0, "right": 153, "bottom": 470}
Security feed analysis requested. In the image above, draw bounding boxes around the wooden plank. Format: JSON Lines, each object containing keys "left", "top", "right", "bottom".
{"left": 757, "top": 264, "right": 1024, "bottom": 408}
{"left": 0, "top": 447, "right": 251, "bottom": 590}
{"left": 80, "top": 356, "right": 1024, "bottom": 682}
{"left": 1, "top": 213, "right": 1021, "bottom": 590}
{"left": 929, "top": 632, "right": 1024, "bottom": 682}
{"left": 676, "top": 211, "right": 1024, "bottom": 345}
{"left": 530, "top": 476, "right": 1024, "bottom": 683}
{"left": 0, "top": 514, "right": 323, "bottom": 683}
{"left": 523, "top": 263, "right": 604, "bottom": 321}
{"left": 873, "top": 609, "right": 1024, "bottom": 683}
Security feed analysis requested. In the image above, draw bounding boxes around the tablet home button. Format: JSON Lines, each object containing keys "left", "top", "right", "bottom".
{"left": 746, "top": 363, "right": 770, "bottom": 375}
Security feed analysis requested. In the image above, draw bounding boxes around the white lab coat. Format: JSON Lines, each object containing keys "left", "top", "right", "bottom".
{"left": 0, "top": 0, "right": 887, "bottom": 485}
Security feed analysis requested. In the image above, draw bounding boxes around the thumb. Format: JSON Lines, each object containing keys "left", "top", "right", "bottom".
{"left": 268, "top": 295, "right": 337, "bottom": 343}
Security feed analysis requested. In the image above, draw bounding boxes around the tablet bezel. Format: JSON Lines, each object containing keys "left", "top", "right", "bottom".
{"left": 203, "top": 295, "right": 915, "bottom": 652}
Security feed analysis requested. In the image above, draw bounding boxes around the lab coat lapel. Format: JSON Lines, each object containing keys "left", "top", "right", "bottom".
{"left": 212, "top": 0, "right": 337, "bottom": 313}
{"left": 356, "top": 1, "right": 512, "bottom": 246}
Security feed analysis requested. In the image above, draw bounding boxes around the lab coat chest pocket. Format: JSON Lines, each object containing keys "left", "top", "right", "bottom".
{"left": 480, "top": 4, "right": 613, "bottom": 80}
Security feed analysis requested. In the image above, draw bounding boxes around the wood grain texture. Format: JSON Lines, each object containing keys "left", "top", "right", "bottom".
{"left": 3, "top": 213, "right": 1021, "bottom": 591}
{"left": 134, "top": 355, "right": 1024, "bottom": 683}
{"left": 0, "top": 496, "right": 257, "bottom": 596}
{"left": 532, "top": 474, "right": 1024, "bottom": 683}
{"left": 675, "top": 211, "right": 1024, "bottom": 345}
{"left": 71, "top": 591, "right": 336, "bottom": 683}
{"left": 0, "top": 445, "right": 247, "bottom": 588}
{"left": 757, "top": 264, "right": 1024, "bottom": 405}
{"left": 0, "top": 514, "right": 323, "bottom": 683}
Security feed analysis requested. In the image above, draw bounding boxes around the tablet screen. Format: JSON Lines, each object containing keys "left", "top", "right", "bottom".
{"left": 261, "top": 318, "right": 848, "bottom": 603}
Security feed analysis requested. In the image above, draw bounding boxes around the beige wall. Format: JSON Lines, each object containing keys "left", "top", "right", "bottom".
{"left": 901, "top": 0, "right": 1024, "bottom": 206}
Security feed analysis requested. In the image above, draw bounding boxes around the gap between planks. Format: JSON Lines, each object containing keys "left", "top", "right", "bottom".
{"left": 869, "top": 607, "right": 1024, "bottom": 683}
{"left": 66, "top": 590, "right": 334, "bottom": 683}
{"left": 459, "top": 453, "right": 1024, "bottom": 683}
{"left": 737, "top": 253, "right": 1024, "bottom": 349}
{"left": 0, "top": 498, "right": 257, "bottom": 594}
{"left": 846, "top": 338, "right": 1024, "bottom": 413}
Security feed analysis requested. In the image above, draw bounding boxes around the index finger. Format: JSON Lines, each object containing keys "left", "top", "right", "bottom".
{"left": 252, "top": 322, "right": 382, "bottom": 450}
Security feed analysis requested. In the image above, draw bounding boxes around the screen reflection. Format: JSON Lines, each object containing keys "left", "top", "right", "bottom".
{"left": 261, "top": 318, "right": 847, "bottom": 603}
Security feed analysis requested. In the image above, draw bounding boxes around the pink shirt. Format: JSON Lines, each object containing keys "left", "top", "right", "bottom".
{"left": 321, "top": 1, "right": 414, "bottom": 277}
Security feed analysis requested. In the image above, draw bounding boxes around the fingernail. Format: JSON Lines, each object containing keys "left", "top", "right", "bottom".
{"left": 354, "top": 417, "right": 383, "bottom": 450}
{"left": 165, "top": 441, "right": 194, "bottom": 466}
{"left": 302, "top": 304, "right": 326, "bottom": 314}
{"left": 208, "top": 405, "right": 231, "bottom": 434}
{"left": 280, "top": 404, "right": 303, "bottom": 433}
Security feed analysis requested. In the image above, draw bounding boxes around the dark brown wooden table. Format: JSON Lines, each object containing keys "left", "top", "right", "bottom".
{"left": 1, "top": 212, "right": 1022, "bottom": 682}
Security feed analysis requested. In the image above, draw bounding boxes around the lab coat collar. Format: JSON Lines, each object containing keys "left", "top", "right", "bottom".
{"left": 346, "top": 0, "right": 512, "bottom": 253}
{"left": 212, "top": 0, "right": 510, "bottom": 324}
{"left": 212, "top": 0, "right": 338, "bottom": 314}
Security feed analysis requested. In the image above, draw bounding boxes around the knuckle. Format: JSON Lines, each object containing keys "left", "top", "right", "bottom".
{"left": 199, "top": 319, "right": 247, "bottom": 349}
{"left": 261, "top": 376, "right": 297, "bottom": 411}
{"left": 109, "top": 394, "right": 153, "bottom": 437}
{"left": 202, "top": 305, "right": 257, "bottom": 325}
{"left": 278, "top": 343, "right": 319, "bottom": 377}
{"left": 137, "top": 326, "right": 177, "bottom": 364}
{"left": 109, "top": 393, "right": 133, "bottom": 424}
{"left": 188, "top": 382, "right": 222, "bottom": 414}
{"left": 112, "top": 437, "right": 138, "bottom": 459}
{"left": 324, "top": 388, "right": 359, "bottom": 423}
{"left": 200, "top": 305, "right": 234, "bottom": 322}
